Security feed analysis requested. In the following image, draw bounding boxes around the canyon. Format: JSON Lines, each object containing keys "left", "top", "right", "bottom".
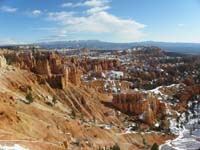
{"left": 0, "top": 47, "right": 199, "bottom": 150}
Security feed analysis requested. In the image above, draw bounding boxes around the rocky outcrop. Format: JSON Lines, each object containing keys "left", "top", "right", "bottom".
{"left": 0, "top": 55, "right": 7, "bottom": 68}
{"left": 112, "top": 92, "right": 167, "bottom": 125}
{"left": 175, "top": 85, "right": 200, "bottom": 107}
{"left": 78, "top": 58, "right": 122, "bottom": 72}
{"left": 132, "top": 46, "right": 163, "bottom": 56}
{"left": 82, "top": 80, "right": 132, "bottom": 93}
{"left": 3, "top": 51, "right": 82, "bottom": 89}
{"left": 68, "top": 65, "right": 82, "bottom": 86}
{"left": 35, "top": 59, "right": 51, "bottom": 76}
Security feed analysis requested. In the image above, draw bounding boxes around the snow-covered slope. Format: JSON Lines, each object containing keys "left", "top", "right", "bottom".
{"left": 160, "top": 103, "right": 200, "bottom": 150}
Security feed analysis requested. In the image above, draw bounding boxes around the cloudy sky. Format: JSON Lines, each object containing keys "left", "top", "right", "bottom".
{"left": 0, "top": 0, "right": 200, "bottom": 45}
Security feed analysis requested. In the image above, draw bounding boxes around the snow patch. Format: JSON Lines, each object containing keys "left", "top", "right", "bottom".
{"left": 0, "top": 144, "right": 28, "bottom": 150}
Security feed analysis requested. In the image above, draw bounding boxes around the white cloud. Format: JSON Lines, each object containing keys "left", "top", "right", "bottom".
{"left": 61, "top": 2, "right": 82, "bottom": 7}
{"left": 0, "top": 6, "right": 17, "bottom": 13}
{"left": 84, "top": 0, "right": 110, "bottom": 7}
{"left": 86, "top": 6, "right": 110, "bottom": 14}
{"left": 0, "top": 39, "right": 20, "bottom": 45}
{"left": 61, "top": 0, "right": 109, "bottom": 8}
{"left": 48, "top": 0, "right": 146, "bottom": 42}
{"left": 61, "top": 2, "right": 74, "bottom": 7}
{"left": 31, "top": 10, "right": 42, "bottom": 16}
{"left": 47, "top": 11, "right": 74, "bottom": 21}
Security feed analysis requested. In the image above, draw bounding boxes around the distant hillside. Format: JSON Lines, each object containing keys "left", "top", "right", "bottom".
{"left": 141, "top": 41, "right": 200, "bottom": 55}
{"left": 38, "top": 40, "right": 200, "bottom": 55}
{"left": 38, "top": 40, "right": 132, "bottom": 50}
{"left": 1, "top": 40, "right": 199, "bottom": 55}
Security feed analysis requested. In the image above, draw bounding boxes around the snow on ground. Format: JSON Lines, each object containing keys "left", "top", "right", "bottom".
{"left": 146, "top": 86, "right": 169, "bottom": 100}
{"left": 139, "top": 111, "right": 146, "bottom": 121}
{"left": 149, "top": 86, "right": 163, "bottom": 95}
{"left": 0, "top": 144, "right": 28, "bottom": 150}
{"left": 146, "top": 84, "right": 181, "bottom": 100}
{"left": 98, "top": 124, "right": 113, "bottom": 130}
{"left": 160, "top": 104, "right": 200, "bottom": 150}
{"left": 159, "top": 127, "right": 200, "bottom": 150}
{"left": 106, "top": 70, "right": 123, "bottom": 79}
{"left": 124, "top": 129, "right": 138, "bottom": 134}
{"left": 165, "top": 103, "right": 172, "bottom": 115}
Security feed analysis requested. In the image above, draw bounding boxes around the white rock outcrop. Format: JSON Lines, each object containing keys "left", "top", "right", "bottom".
{"left": 0, "top": 55, "right": 7, "bottom": 68}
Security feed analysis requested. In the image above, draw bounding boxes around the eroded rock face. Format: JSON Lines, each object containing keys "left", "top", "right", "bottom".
{"left": 78, "top": 58, "right": 122, "bottom": 72}
{"left": 176, "top": 85, "right": 200, "bottom": 107}
{"left": 3, "top": 51, "right": 82, "bottom": 89}
{"left": 35, "top": 59, "right": 51, "bottom": 76}
{"left": 112, "top": 92, "right": 167, "bottom": 125}
{"left": 0, "top": 55, "right": 7, "bottom": 68}
{"left": 82, "top": 80, "right": 132, "bottom": 93}
{"left": 68, "top": 65, "right": 82, "bottom": 86}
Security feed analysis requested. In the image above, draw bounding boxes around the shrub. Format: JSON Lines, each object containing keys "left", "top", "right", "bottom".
{"left": 71, "top": 109, "right": 76, "bottom": 119}
{"left": 52, "top": 96, "right": 57, "bottom": 104}
{"left": 143, "top": 84, "right": 156, "bottom": 90}
{"left": 142, "top": 138, "right": 147, "bottom": 146}
{"left": 26, "top": 92, "right": 33, "bottom": 104}
{"left": 112, "top": 143, "right": 120, "bottom": 150}
{"left": 151, "top": 143, "right": 159, "bottom": 150}
{"left": 45, "top": 101, "right": 53, "bottom": 107}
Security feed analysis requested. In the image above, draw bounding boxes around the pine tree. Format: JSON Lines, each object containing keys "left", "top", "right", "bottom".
{"left": 71, "top": 109, "right": 76, "bottom": 119}
{"left": 26, "top": 92, "right": 33, "bottom": 104}
{"left": 113, "top": 143, "right": 120, "bottom": 150}
{"left": 52, "top": 96, "right": 57, "bottom": 104}
{"left": 151, "top": 143, "right": 159, "bottom": 150}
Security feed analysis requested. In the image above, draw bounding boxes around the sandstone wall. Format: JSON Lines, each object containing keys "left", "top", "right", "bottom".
{"left": 3, "top": 51, "right": 82, "bottom": 89}
{"left": 112, "top": 92, "right": 167, "bottom": 125}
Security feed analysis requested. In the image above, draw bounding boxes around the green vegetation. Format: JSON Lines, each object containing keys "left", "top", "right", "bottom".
{"left": 71, "top": 109, "right": 76, "bottom": 119}
{"left": 143, "top": 84, "right": 156, "bottom": 90}
{"left": 45, "top": 101, "right": 53, "bottom": 107}
{"left": 151, "top": 143, "right": 159, "bottom": 150}
{"left": 112, "top": 143, "right": 120, "bottom": 150}
{"left": 6, "top": 58, "right": 13, "bottom": 65}
{"left": 26, "top": 92, "right": 33, "bottom": 104}
{"left": 52, "top": 96, "right": 57, "bottom": 104}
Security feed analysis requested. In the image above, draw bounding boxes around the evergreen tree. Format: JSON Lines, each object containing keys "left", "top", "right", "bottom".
{"left": 151, "top": 143, "right": 159, "bottom": 150}
{"left": 113, "top": 143, "right": 120, "bottom": 150}
{"left": 52, "top": 96, "right": 57, "bottom": 104}
{"left": 71, "top": 109, "right": 76, "bottom": 119}
{"left": 26, "top": 92, "right": 33, "bottom": 103}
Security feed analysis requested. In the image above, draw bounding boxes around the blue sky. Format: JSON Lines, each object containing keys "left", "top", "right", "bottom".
{"left": 0, "top": 0, "right": 200, "bottom": 45}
